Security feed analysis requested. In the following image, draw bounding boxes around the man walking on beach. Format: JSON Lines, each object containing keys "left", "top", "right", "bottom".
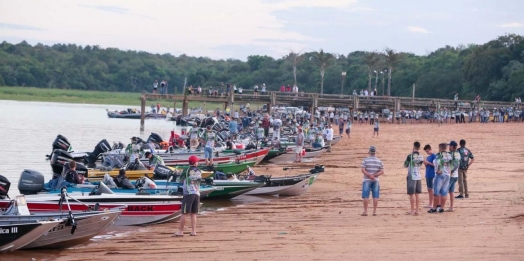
{"left": 423, "top": 144, "right": 436, "bottom": 208}
{"left": 173, "top": 155, "right": 201, "bottom": 237}
{"left": 404, "top": 142, "right": 423, "bottom": 215}
{"left": 360, "top": 146, "right": 384, "bottom": 216}
{"left": 456, "top": 139, "right": 475, "bottom": 199}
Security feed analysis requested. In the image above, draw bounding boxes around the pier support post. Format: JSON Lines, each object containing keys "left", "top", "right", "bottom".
{"left": 353, "top": 95, "right": 359, "bottom": 110}
{"left": 140, "top": 95, "right": 146, "bottom": 132}
{"left": 182, "top": 87, "right": 189, "bottom": 116}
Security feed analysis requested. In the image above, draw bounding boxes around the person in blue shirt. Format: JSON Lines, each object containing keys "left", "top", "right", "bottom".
{"left": 229, "top": 118, "right": 238, "bottom": 136}
{"left": 423, "top": 144, "right": 437, "bottom": 208}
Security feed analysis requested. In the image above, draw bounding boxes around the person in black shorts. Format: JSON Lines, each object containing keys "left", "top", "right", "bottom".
{"left": 173, "top": 155, "right": 202, "bottom": 237}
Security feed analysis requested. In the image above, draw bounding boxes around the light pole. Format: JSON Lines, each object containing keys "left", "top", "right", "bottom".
{"left": 380, "top": 70, "right": 387, "bottom": 96}
{"left": 341, "top": 71, "right": 346, "bottom": 95}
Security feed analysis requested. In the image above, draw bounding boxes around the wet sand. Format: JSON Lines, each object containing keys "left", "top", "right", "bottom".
{"left": 13, "top": 122, "right": 524, "bottom": 261}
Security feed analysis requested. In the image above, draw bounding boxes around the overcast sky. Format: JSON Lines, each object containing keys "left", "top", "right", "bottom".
{"left": 1, "top": 0, "right": 523, "bottom": 60}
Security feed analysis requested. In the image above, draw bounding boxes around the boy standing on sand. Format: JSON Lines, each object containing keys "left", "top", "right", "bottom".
{"left": 404, "top": 142, "right": 423, "bottom": 215}
{"left": 423, "top": 144, "right": 436, "bottom": 208}
{"left": 360, "top": 146, "right": 384, "bottom": 216}
{"left": 373, "top": 118, "right": 379, "bottom": 137}
{"left": 345, "top": 119, "right": 352, "bottom": 138}
{"left": 428, "top": 143, "right": 451, "bottom": 213}
{"left": 173, "top": 155, "right": 201, "bottom": 237}
{"left": 447, "top": 141, "right": 461, "bottom": 212}
{"left": 456, "top": 139, "right": 475, "bottom": 199}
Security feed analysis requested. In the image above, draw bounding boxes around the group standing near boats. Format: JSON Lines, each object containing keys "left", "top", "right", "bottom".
{"left": 1, "top": 108, "right": 331, "bottom": 252}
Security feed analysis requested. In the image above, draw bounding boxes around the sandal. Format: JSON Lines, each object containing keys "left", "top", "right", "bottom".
{"left": 171, "top": 233, "right": 184, "bottom": 237}
{"left": 190, "top": 233, "right": 197, "bottom": 236}
{"left": 361, "top": 213, "right": 368, "bottom": 216}
{"left": 372, "top": 213, "right": 377, "bottom": 216}
{"left": 446, "top": 208, "right": 455, "bottom": 212}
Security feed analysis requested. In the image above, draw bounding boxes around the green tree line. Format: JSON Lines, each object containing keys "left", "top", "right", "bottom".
{"left": 0, "top": 34, "right": 523, "bottom": 101}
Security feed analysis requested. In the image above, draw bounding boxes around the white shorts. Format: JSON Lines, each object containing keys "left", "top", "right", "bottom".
{"left": 295, "top": 146, "right": 303, "bottom": 154}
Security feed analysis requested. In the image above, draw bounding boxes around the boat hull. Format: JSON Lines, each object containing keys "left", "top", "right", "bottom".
{"left": 0, "top": 200, "right": 182, "bottom": 227}
{"left": 0, "top": 221, "right": 61, "bottom": 253}
{"left": 205, "top": 181, "right": 265, "bottom": 199}
{"left": 245, "top": 173, "right": 319, "bottom": 196}
{"left": 21, "top": 211, "right": 121, "bottom": 249}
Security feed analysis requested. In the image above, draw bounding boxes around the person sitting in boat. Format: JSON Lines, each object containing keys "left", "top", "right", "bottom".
{"left": 145, "top": 152, "right": 165, "bottom": 170}
{"left": 226, "top": 137, "right": 233, "bottom": 150}
{"left": 312, "top": 133, "right": 324, "bottom": 148}
{"left": 226, "top": 173, "right": 240, "bottom": 181}
{"left": 246, "top": 166, "right": 256, "bottom": 176}
{"left": 65, "top": 161, "right": 85, "bottom": 184}
{"left": 113, "top": 169, "right": 135, "bottom": 189}
{"left": 271, "top": 137, "right": 281, "bottom": 150}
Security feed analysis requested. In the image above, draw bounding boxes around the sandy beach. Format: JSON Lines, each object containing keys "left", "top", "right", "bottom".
{"left": 8, "top": 121, "right": 524, "bottom": 261}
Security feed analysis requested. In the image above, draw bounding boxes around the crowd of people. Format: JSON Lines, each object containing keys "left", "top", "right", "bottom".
{"left": 360, "top": 139, "right": 475, "bottom": 216}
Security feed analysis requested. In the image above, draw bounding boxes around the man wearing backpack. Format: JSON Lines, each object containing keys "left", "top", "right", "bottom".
{"left": 456, "top": 139, "right": 475, "bottom": 199}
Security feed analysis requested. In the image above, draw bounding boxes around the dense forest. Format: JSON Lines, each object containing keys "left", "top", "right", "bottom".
{"left": 0, "top": 34, "right": 523, "bottom": 101}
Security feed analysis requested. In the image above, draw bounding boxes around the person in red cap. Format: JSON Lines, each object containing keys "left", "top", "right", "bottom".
{"left": 173, "top": 155, "right": 202, "bottom": 237}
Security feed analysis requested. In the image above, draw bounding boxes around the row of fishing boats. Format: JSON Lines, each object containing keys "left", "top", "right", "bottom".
{"left": 1, "top": 130, "right": 332, "bottom": 253}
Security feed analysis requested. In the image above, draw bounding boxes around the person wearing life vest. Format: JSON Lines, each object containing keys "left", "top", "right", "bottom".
{"left": 173, "top": 155, "right": 202, "bottom": 237}
{"left": 145, "top": 152, "right": 164, "bottom": 170}
{"left": 189, "top": 123, "right": 200, "bottom": 151}
{"left": 113, "top": 169, "right": 135, "bottom": 189}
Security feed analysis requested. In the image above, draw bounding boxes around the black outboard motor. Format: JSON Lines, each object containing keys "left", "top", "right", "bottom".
{"left": 50, "top": 149, "right": 74, "bottom": 174}
{"left": 147, "top": 133, "right": 164, "bottom": 144}
{"left": 153, "top": 165, "right": 176, "bottom": 180}
{"left": 50, "top": 149, "right": 88, "bottom": 177}
{"left": 86, "top": 139, "right": 111, "bottom": 167}
{"left": 0, "top": 175, "right": 11, "bottom": 199}
{"left": 48, "top": 135, "right": 71, "bottom": 158}
{"left": 18, "top": 169, "right": 45, "bottom": 195}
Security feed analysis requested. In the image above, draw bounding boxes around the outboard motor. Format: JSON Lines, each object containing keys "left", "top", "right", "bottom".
{"left": 50, "top": 149, "right": 74, "bottom": 174}
{"left": 18, "top": 170, "right": 45, "bottom": 195}
{"left": 48, "top": 135, "right": 71, "bottom": 158}
{"left": 50, "top": 149, "right": 88, "bottom": 177}
{"left": 147, "top": 133, "right": 164, "bottom": 144}
{"left": 0, "top": 175, "right": 11, "bottom": 199}
{"left": 153, "top": 165, "right": 176, "bottom": 180}
{"left": 86, "top": 139, "right": 111, "bottom": 167}
{"left": 100, "top": 154, "right": 125, "bottom": 170}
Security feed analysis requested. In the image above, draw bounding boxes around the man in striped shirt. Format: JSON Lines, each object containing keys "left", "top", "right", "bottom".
{"left": 360, "top": 146, "right": 384, "bottom": 216}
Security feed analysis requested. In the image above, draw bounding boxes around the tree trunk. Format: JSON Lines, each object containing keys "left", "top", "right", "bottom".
{"left": 367, "top": 69, "right": 372, "bottom": 92}
{"left": 293, "top": 65, "right": 297, "bottom": 86}
{"left": 320, "top": 67, "right": 325, "bottom": 95}
{"left": 387, "top": 66, "right": 393, "bottom": 96}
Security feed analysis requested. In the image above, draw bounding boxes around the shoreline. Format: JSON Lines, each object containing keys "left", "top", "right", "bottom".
{"left": 4, "top": 122, "right": 521, "bottom": 261}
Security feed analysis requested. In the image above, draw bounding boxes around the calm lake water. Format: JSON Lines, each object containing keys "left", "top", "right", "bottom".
{"left": 0, "top": 100, "right": 179, "bottom": 197}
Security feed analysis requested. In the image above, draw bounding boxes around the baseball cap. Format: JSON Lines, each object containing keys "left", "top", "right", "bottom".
{"left": 369, "top": 146, "right": 376, "bottom": 153}
{"left": 448, "top": 140, "right": 458, "bottom": 147}
{"left": 188, "top": 155, "right": 199, "bottom": 165}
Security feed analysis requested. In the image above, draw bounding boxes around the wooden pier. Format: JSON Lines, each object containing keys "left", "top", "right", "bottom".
{"left": 139, "top": 89, "right": 517, "bottom": 131}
